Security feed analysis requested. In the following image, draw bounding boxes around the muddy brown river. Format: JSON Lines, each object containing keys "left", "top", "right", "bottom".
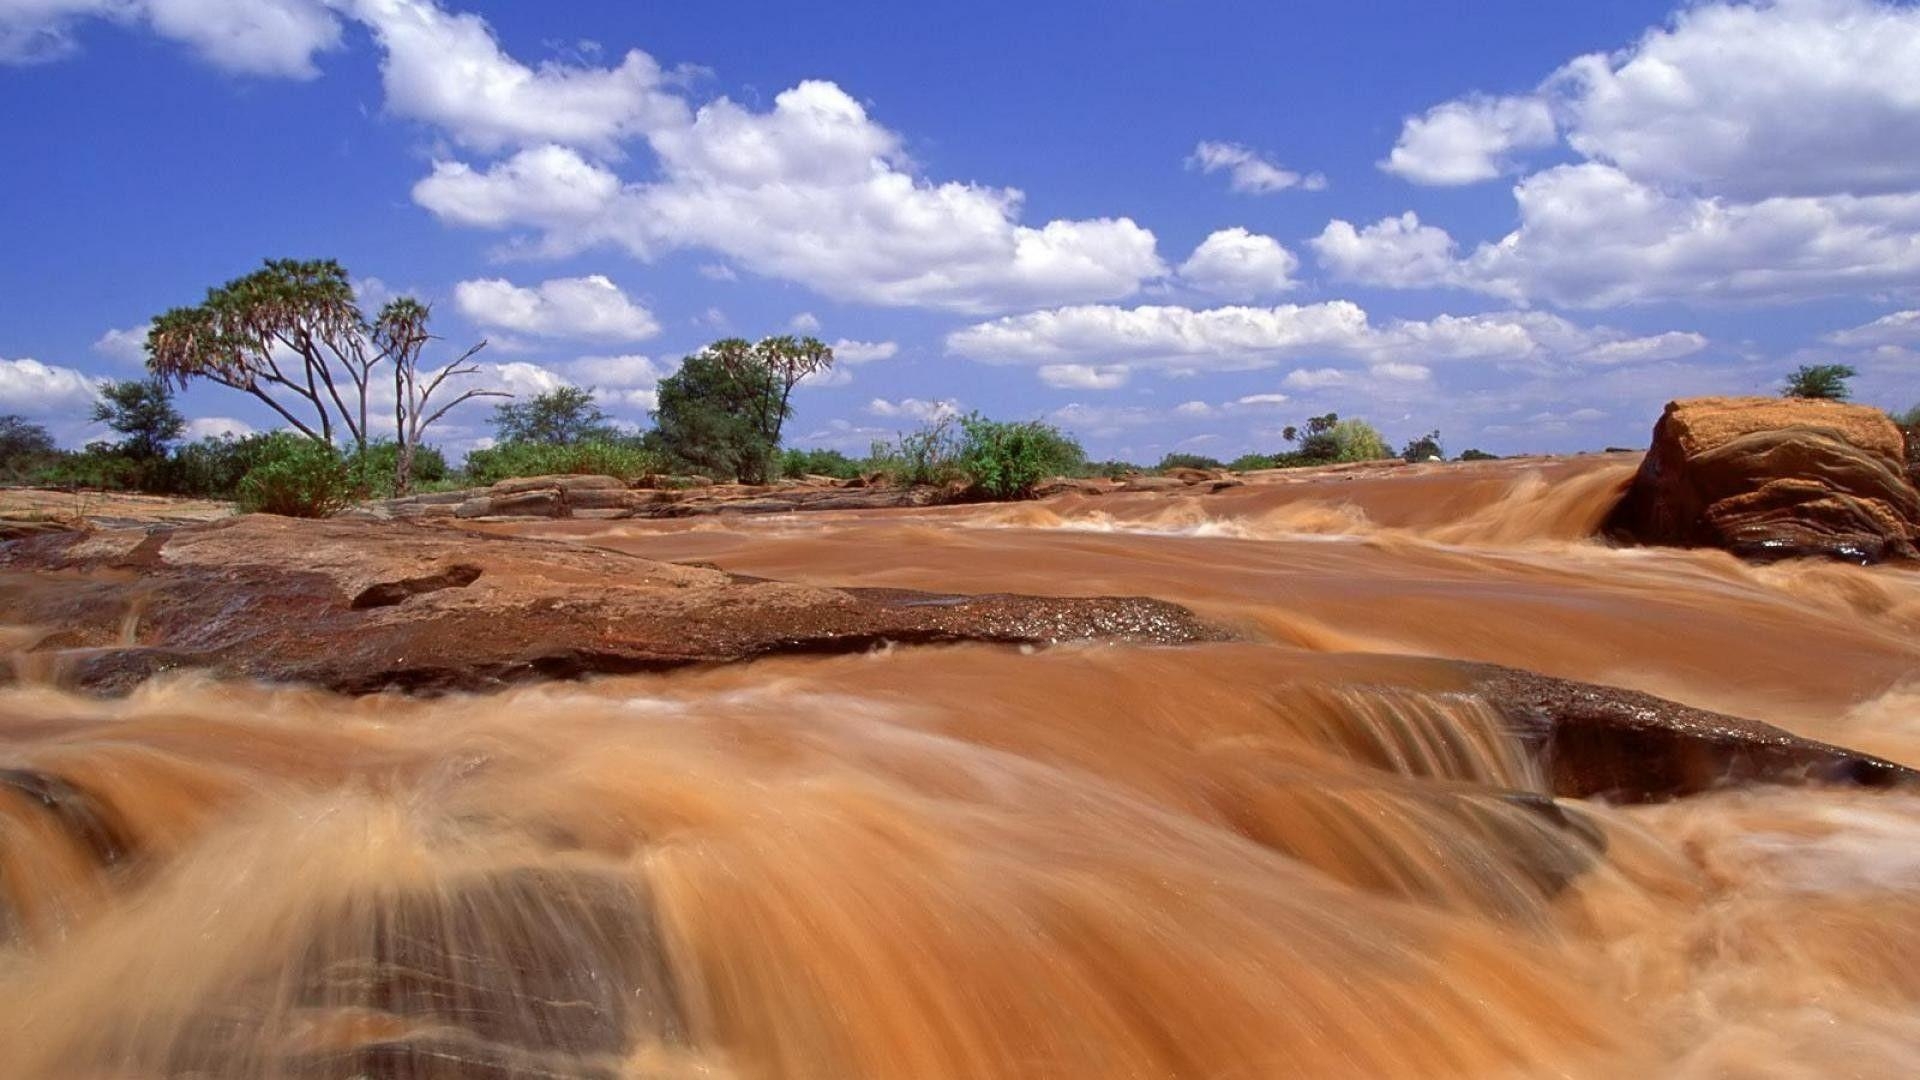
{"left": 4, "top": 456, "right": 1919, "bottom": 1077}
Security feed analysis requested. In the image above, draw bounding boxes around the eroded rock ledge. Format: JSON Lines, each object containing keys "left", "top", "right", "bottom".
{"left": 0, "top": 515, "right": 1231, "bottom": 694}
{"left": 1453, "top": 662, "right": 1918, "bottom": 802}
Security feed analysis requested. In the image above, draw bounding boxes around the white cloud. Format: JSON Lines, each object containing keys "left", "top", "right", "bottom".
{"left": 1283, "top": 368, "right": 1348, "bottom": 391}
{"left": 419, "top": 80, "right": 1167, "bottom": 313}
{"left": 1826, "top": 309, "right": 1920, "bottom": 347}
{"left": 1186, "top": 141, "right": 1326, "bottom": 195}
{"left": 1233, "top": 392, "right": 1290, "bottom": 408}
{"left": 453, "top": 274, "right": 659, "bottom": 342}
{"left": 565, "top": 353, "right": 662, "bottom": 387}
{"left": 346, "top": 0, "right": 687, "bottom": 155}
{"left": 830, "top": 339, "right": 898, "bottom": 365}
{"left": 867, "top": 396, "right": 959, "bottom": 422}
{"left": 1176, "top": 228, "right": 1299, "bottom": 300}
{"left": 1311, "top": 212, "right": 1479, "bottom": 292}
{"left": 948, "top": 300, "right": 1708, "bottom": 375}
{"left": 1354, "top": 0, "right": 1920, "bottom": 306}
{"left": 91, "top": 322, "right": 150, "bottom": 364}
{"left": 697, "top": 263, "right": 737, "bottom": 282}
{"left": 0, "top": 355, "right": 102, "bottom": 416}
{"left": 412, "top": 144, "right": 621, "bottom": 232}
{"left": 1380, "top": 94, "right": 1556, "bottom": 186}
{"left": 1038, "top": 364, "right": 1130, "bottom": 390}
{"left": 1, "top": 0, "right": 341, "bottom": 77}
{"left": 788, "top": 311, "right": 822, "bottom": 333}
{"left": 183, "top": 415, "right": 255, "bottom": 439}
{"left": 1557, "top": 0, "right": 1920, "bottom": 200}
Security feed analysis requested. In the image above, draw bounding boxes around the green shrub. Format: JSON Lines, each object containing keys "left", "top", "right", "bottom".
{"left": 462, "top": 438, "right": 664, "bottom": 486}
{"left": 955, "top": 413, "right": 1086, "bottom": 500}
{"left": 345, "top": 440, "right": 450, "bottom": 499}
{"left": 1400, "top": 429, "right": 1443, "bottom": 463}
{"left": 1078, "top": 458, "right": 1141, "bottom": 480}
{"left": 1155, "top": 452, "right": 1224, "bottom": 472}
{"left": 1783, "top": 363, "right": 1855, "bottom": 400}
{"left": 1329, "top": 419, "right": 1392, "bottom": 462}
{"left": 1228, "top": 453, "right": 1281, "bottom": 471}
{"left": 236, "top": 438, "right": 351, "bottom": 517}
{"left": 35, "top": 443, "right": 139, "bottom": 491}
{"left": 779, "top": 447, "right": 863, "bottom": 480}
{"left": 866, "top": 413, "right": 967, "bottom": 487}
{"left": 1457, "top": 448, "right": 1498, "bottom": 462}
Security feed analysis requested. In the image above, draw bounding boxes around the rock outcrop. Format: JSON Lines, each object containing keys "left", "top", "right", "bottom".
{"left": 0, "top": 516, "right": 1230, "bottom": 694}
{"left": 1458, "top": 663, "right": 1918, "bottom": 802}
{"left": 1604, "top": 396, "right": 1920, "bottom": 563}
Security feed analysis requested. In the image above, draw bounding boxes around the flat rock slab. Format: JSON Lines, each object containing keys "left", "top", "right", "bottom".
{"left": 0, "top": 515, "right": 1230, "bottom": 694}
{"left": 1454, "top": 662, "right": 1919, "bottom": 802}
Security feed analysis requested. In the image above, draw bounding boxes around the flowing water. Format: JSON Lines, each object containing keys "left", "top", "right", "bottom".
{"left": 3, "top": 456, "right": 1920, "bottom": 1078}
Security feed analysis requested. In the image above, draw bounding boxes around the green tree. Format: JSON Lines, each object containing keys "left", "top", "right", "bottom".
{"left": 1457, "top": 448, "right": 1498, "bottom": 462}
{"left": 0, "top": 415, "right": 58, "bottom": 481}
{"left": 1401, "top": 429, "right": 1443, "bottom": 462}
{"left": 1298, "top": 412, "right": 1342, "bottom": 462}
{"left": 1156, "top": 452, "right": 1224, "bottom": 471}
{"left": 91, "top": 377, "right": 185, "bottom": 461}
{"left": 374, "top": 298, "right": 503, "bottom": 496}
{"left": 147, "top": 258, "right": 491, "bottom": 459}
{"left": 489, "top": 385, "right": 617, "bottom": 447}
{"left": 1782, "top": 363, "right": 1857, "bottom": 400}
{"left": 955, "top": 413, "right": 1085, "bottom": 499}
{"left": 1329, "top": 418, "right": 1392, "bottom": 462}
{"left": 650, "top": 352, "right": 779, "bottom": 481}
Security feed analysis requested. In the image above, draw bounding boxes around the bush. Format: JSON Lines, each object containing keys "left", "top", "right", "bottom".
{"left": 1401, "top": 429, "right": 1443, "bottom": 463}
{"left": 1155, "top": 452, "right": 1224, "bottom": 472}
{"left": 866, "top": 413, "right": 967, "bottom": 487}
{"left": 462, "top": 438, "right": 663, "bottom": 486}
{"left": 1228, "top": 453, "right": 1281, "bottom": 471}
{"left": 345, "top": 439, "right": 450, "bottom": 499}
{"left": 650, "top": 353, "right": 779, "bottom": 482}
{"left": 1079, "top": 459, "right": 1141, "bottom": 480}
{"left": 1783, "top": 364, "right": 1856, "bottom": 400}
{"left": 1, "top": 415, "right": 59, "bottom": 482}
{"left": 236, "top": 438, "right": 351, "bottom": 517}
{"left": 1457, "top": 448, "right": 1498, "bottom": 461}
{"left": 779, "top": 447, "right": 863, "bottom": 480}
{"left": 35, "top": 443, "right": 139, "bottom": 491}
{"left": 1328, "top": 419, "right": 1392, "bottom": 462}
{"left": 955, "top": 413, "right": 1085, "bottom": 500}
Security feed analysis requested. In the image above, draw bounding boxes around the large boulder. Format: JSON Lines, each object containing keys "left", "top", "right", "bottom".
{"left": 0, "top": 516, "right": 1230, "bottom": 694}
{"left": 1604, "top": 396, "right": 1920, "bottom": 563}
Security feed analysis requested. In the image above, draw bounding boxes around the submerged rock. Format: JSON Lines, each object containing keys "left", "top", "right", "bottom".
{"left": 1604, "top": 396, "right": 1920, "bottom": 563}
{"left": 0, "top": 515, "right": 1231, "bottom": 694}
{"left": 1458, "top": 663, "right": 1918, "bottom": 802}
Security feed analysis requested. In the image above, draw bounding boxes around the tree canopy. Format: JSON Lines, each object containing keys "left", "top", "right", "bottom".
{"left": 650, "top": 336, "right": 835, "bottom": 482}
{"left": 1783, "top": 363, "right": 1856, "bottom": 400}
{"left": 489, "top": 386, "right": 618, "bottom": 447}
{"left": 91, "top": 377, "right": 185, "bottom": 461}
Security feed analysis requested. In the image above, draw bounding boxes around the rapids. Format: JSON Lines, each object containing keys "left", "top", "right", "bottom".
{"left": 3, "top": 456, "right": 1919, "bottom": 1078}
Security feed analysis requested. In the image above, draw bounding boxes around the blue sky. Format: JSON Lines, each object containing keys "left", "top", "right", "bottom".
{"left": 2, "top": 0, "right": 1917, "bottom": 461}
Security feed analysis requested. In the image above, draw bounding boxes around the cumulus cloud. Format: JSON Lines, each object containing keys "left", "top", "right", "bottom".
{"left": 1, "top": 0, "right": 341, "bottom": 76}
{"left": 412, "top": 145, "right": 621, "bottom": 232}
{"left": 1380, "top": 95, "right": 1557, "bottom": 186}
{"left": 346, "top": 0, "right": 687, "bottom": 155}
{"left": 1825, "top": 309, "right": 1920, "bottom": 347}
{"left": 453, "top": 274, "right": 660, "bottom": 341}
{"left": 21, "top": 0, "right": 1169, "bottom": 314}
{"left": 1186, "top": 141, "right": 1326, "bottom": 195}
{"left": 947, "top": 300, "right": 1707, "bottom": 375}
{"left": 830, "top": 339, "right": 898, "bottom": 365}
{"left": 564, "top": 353, "right": 662, "bottom": 387}
{"left": 1038, "top": 364, "right": 1130, "bottom": 390}
{"left": 788, "top": 311, "right": 822, "bottom": 333}
{"left": 91, "top": 322, "right": 151, "bottom": 364}
{"left": 1324, "top": 164, "right": 1920, "bottom": 307}
{"left": 867, "top": 396, "right": 959, "bottom": 422}
{"left": 418, "top": 80, "right": 1166, "bottom": 312}
{"left": 1176, "top": 228, "right": 1299, "bottom": 300}
{"left": 0, "top": 355, "right": 102, "bottom": 416}
{"left": 183, "top": 416, "right": 255, "bottom": 439}
{"left": 1354, "top": 0, "right": 1920, "bottom": 306}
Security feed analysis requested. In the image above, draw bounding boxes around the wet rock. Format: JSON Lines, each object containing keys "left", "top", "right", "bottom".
{"left": 1459, "top": 663, "right": 1919, "bottom": 802}
{"left": 1604, "top": 396, "right": 1920, "bottom": 563}
{"left": 0, "top": 516, "right": 1231, "bottom": 694}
